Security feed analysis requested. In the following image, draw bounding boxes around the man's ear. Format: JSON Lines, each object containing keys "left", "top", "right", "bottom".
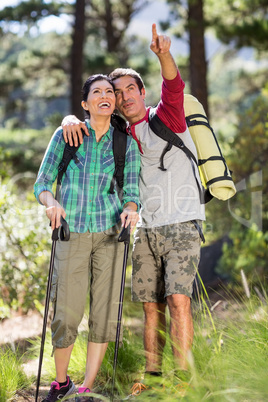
{"left": 141, "top": 87, "right": 146, "bottom": 100}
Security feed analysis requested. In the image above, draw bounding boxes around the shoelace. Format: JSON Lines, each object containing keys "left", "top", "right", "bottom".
{"left": 131, "top": 382, "right": 148, "bottom": 395}
{"left": 46, "top": 384, "right": 58, "bottom": 397}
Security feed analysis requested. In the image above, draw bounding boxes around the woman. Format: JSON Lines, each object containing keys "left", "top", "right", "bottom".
{"left": 34, "top": 74, "right": 140, "bottom": 402}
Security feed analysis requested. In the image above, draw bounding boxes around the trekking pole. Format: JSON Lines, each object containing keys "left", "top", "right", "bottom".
{"left": 111, "top": 223, "right": 131, "bottom": 402}
{"left": 35, "top": 217, "right": 70, "bottom": 402}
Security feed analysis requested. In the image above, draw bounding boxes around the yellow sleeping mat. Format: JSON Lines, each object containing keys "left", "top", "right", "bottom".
{"left": 184, "top": 94, "right": 236, "bottom": 201}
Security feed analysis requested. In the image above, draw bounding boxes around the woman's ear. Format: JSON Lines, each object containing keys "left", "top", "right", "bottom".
{"left": 81, "top": 100, "right": 88, "bottom": 111}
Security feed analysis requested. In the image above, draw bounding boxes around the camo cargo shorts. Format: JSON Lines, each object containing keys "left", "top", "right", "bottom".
{"left": 132, "top": 221, "right": 202, "bottom": 302}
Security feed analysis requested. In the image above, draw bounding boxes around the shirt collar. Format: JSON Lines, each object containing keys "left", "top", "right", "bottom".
{"left": 85, "top": 119, "right": 113, "bottom": 140}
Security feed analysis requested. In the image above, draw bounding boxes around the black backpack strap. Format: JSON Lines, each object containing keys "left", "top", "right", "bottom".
{"left": 148, "top": 109, "right": 205, "bottom": 203}
{"left": 109, "top": 128, "right": 128, "bottom": 194}
{"left": 149, "top": 110, "right": 198, "bottom": 168}
{"left": 55, "top": 130, "right": 85, "bottom": 201}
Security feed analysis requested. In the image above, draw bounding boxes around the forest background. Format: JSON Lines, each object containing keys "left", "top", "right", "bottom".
{"left": 0, "top": 0, "right": 267, "bottom": 321}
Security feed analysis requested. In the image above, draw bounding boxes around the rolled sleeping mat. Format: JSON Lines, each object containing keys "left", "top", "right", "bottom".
{"left": 183, "top": 94, "right": 236, "bottom": 201}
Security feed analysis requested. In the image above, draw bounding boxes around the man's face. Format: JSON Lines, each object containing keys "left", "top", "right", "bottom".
{"left": 113, "top": 76, "right": 146, "bottom": 124}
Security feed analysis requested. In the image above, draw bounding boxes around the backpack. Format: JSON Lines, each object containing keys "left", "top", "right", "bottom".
{"left": 55, "top": 127, "right": 127, "bottom": 201}
{"left": 148, "top": 94, "right": 236, "bottom": 204}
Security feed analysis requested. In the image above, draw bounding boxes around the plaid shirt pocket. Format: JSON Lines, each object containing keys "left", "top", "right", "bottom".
{"left": 68, "top": 151, "right": 87, "bottom": 170}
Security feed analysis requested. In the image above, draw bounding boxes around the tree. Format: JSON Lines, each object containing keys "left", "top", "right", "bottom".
{"left": 160, "top": 0, "right": 209, "bottom": 116}
{"left": 0, "top": 0, "right": 147, "bottom": 126}
{"left": 188, "top": 0, "right": 208, "bottom": 117}
{"left": 71, "top": 0, "right": 86, "bottom": 119}
{"left": 160, "top": 0, "right": 268, "bottom": 118}
{"left": 0, "top": 1, "right": 73, "bottom": 127}
{"left": 70, "top": 0, "right": 147, "bottom": 118}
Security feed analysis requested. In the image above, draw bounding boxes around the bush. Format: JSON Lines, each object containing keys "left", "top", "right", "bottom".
{"left": 216, "top": 223, "right": 268, "bottom": 286}
{"left": 0, "top": 182, "right": 51, "bottom": 316}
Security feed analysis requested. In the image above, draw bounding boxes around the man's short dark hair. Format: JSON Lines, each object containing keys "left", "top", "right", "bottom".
{"left": 109, "top": 68, "right": 145, "bottom": 93}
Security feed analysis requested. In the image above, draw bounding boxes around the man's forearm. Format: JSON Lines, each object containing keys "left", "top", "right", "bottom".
{"left": 157, "top": 51, "right": 178, "bottom": 81}
{"left": 61, "top": 115, "right": 81, "bottom": 125}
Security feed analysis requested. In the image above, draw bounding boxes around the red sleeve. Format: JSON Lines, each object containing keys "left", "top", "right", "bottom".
{"left": 155, "top": 71, "right": 187, "bottom": 133}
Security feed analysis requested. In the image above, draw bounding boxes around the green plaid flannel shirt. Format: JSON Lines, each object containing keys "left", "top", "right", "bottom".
{"left": 34, "top": 122, "right": 140, "bottom": 233}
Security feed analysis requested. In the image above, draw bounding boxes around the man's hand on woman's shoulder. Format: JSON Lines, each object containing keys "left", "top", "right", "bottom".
{"left": 61, "top": 115, "right": 89, "bottom": 147}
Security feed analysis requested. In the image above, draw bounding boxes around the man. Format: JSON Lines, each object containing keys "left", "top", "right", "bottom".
{"left": 62, "top": 24, "right": 205, "bottom": 395}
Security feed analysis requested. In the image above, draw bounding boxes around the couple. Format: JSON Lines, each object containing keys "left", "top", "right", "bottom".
{"left": 35, "top": 24, "right": 205, "bottom": 401}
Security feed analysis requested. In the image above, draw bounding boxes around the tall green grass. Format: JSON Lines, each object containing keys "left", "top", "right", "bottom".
{"left": 28, "top": 276, "right": 268, "bottom": 401}
{"left": 0, "top": 346, "right": 30, "bottom": 402}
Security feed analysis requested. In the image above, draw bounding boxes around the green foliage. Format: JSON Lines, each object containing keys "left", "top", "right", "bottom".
{"left": 228, "top": 93, "right": 268, "bottom": 232}
{"left": 0, "top": 183, "right": 51, "bottom": 316}
{"left": 0, "top": 346, "right": 30, "bottom": 402}
{"left": 204, "top": 92, "right": 268, "bottom": 242}
{"left": 0, "top": 0, "right": 150, "bottom": 128}
{"left": 216, "top": 224, "right": 268, "bottom": 285}
{"left": 205, "top": 0, "right": 268, "bottom": 52}
{"left": 0, "top": 31, "right": 71, "bottom": 129}
{"left": 229, "top": 94, "right": 268, "bottom": 179}
{"left": 0, "top": 0, "right": 66, "bottom": 26}
{"left": 0, "top": 127, "right": 52, "bottom": 177}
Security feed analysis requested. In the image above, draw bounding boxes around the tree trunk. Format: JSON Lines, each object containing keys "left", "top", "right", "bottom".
{"left": 188, "top": 0, "right": 209, "bottom": 118}
{"left": 71, "top": 0, "right": 85, "bottom": 119}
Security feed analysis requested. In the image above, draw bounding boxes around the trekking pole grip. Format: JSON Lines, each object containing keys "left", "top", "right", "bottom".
{"left": 60, "top": 216, "right": 70, "bottom": 241}
{"left": 118, "top": 222, "right": 130, "bottom": 244}
{"left": 51, "top": 216, "right": 70, "bottom": 242}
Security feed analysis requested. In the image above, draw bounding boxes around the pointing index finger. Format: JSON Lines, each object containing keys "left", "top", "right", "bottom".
{"left": 152, "top": 23, "right": 158, "bottom": 42}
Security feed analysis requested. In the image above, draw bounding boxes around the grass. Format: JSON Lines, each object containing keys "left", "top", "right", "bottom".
{"left": 0, "top": 346, "right": 30, "bottom": 402}
{"left": 6, "top": 267, "right": 268, "bottom": 401}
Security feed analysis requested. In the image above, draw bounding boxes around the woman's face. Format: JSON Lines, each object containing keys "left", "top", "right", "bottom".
{"left": 82, "top": 79, "right": 115, "bottom": 118}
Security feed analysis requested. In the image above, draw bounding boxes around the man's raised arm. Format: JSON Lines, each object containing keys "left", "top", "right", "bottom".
{"left": 150, "top": 23, "right": 178, "bottom": 81}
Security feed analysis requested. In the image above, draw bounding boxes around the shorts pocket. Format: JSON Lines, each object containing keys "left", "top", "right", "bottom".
{"left": 50, "top": 277, "right": 58, "bottom": 303}
{"left": 103, "top": 221, "right": 121, "bottom": 236}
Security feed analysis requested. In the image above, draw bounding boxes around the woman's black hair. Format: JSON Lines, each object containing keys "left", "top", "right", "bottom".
{"left": 81, "top": 74, "right": 127, "bottom": 133}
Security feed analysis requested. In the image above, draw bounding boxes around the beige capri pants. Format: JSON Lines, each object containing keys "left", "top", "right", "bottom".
{"left": 50, "top": 225, "right": 124, "bottom": 349}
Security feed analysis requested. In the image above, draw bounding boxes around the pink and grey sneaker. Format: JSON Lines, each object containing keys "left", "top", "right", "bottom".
{"left": 42, "top": 375, "right": 76, "bottom": 401}
{"left": 75, "top": 387, "right": 94, "bottom": 402}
